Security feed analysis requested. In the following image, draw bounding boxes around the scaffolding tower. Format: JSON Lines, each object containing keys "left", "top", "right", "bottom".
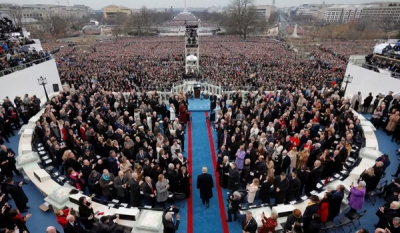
{"left": 184, "top": 21, "right": 199, "bottom": 74}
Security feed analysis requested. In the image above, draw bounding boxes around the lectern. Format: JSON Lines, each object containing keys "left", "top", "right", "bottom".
{"left": 194, "top": 83, "right": 201, "bottom": 99}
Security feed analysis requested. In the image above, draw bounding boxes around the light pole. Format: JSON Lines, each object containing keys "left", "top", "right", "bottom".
{"left": 38, "top": 76, "right": 49, "bottom": 103}
{"left": 343, "top": 74, "right": 353, "bottom": 96}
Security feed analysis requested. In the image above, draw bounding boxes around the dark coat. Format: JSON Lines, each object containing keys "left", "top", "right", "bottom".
{"left": 63, "top": 221, "right": 85, "bottom": 233}
{"left": 197, "top": 173, "right": 214, "bottom": 200}
{"left": 228, "top": 167, "right": 240, "bottom": 191}
{"left": 6, "top": 183, "right": 28, "bottom": 209}
{"left": 242, "top": 217, "right": 258, "bottom": 233}
{"left": 162, "top": 209, "right": 180, "bottom": 233}
{"left": 303, "top": 203, "right": 320, "bottom": 226}
{"left": 328, "top": 190, "right": 344, "bottom": 221}
{"left": 129, "top": 179, "right": 142, "bottom": 207}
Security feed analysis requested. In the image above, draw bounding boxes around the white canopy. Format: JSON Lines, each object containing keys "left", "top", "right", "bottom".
{"left": 186, "top": 55, "right": 198, "bottom": 62}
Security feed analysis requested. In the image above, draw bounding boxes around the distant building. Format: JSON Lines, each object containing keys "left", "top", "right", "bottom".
{"left": 296, "top": 4, "right": 319, "bottom": 18}
{"left": 252, "top": 5, "right": 277, "bottom": 21}
{"left": 360, "top": 3, "right": 400, "bottom": 22}
{"left": 103, "top": 5, "right": 132, "bottom": 19}
{"left": 320, "top": 3, "right": 400, "bottom": 23}
{"left": 322, "top": 5, "right": 366, "bottom": 23}
{"left": 0, "top": 4, "right": 92, "bottom": 21}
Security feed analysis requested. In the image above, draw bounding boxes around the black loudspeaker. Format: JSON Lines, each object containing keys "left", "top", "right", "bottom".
{"left": 53, "top": 84, "right": 59, "bottom": 92}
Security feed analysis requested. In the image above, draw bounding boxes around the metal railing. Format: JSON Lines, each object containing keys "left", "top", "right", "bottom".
{"left": 361, "top": 63, "right": 400, "bottom": 79}
{"left": 0, "top": 56, "right": 51, "bottom": 77}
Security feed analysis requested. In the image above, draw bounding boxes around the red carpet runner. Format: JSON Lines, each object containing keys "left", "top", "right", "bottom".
{"left": 205, "top": 112, "right": 229, "bottom": 233}
{"left": 187, "top": 114, "right": 194, "bottom": 233}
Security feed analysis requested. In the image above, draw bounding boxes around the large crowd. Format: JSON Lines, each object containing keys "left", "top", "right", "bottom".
{"left": 0, "top": 34, "right": 399, "bottom": 233}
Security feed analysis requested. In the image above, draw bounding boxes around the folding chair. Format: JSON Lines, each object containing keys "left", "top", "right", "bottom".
{"left": 351, "top": 210, "right": 367, "bottom": 229}
{"left": 320, "top": 221, "right": 336, "bottom": 233}
{"left": 338, "top": 216, "right": 353, "bottom": 231}
{"left": 365, "top": 191, "right": 377, "bottom": 206}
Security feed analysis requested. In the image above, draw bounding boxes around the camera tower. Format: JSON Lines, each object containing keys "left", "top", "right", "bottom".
{"left": 184, "top": 21, "right": 199, "bottom": 74}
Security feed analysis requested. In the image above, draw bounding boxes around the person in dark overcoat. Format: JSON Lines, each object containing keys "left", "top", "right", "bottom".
{"left": 196, "top": 167, "right": 214, "bottom": 207}
{"left": 6, "top": 178, "right": 29, "bottom": 212}
{"left": 129, "top": 172, "right": 143, "bottom": 207}
{"left": 227, "top": 163, "right": 240, "bottom": 192}
{"left": 327, "top": 184, "right": 345, "bottom": 221}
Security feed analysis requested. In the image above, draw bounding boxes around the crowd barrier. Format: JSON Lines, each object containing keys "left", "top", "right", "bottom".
{"left": 0, "top": 56, "right": 52, "bottom": 77}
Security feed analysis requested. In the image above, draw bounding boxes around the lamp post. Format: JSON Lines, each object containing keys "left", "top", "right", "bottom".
{"left": 343, "top": 74, "right": 353, "bottom": 96}
{"left": 38, "top": 76, "right": 49, "bottom": 103}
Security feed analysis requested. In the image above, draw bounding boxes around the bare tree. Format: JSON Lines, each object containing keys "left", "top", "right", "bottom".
{"left": 41, "top": 14, "right": 69, "bottom": 39}
{"left": 8, "top": 6, "right": 23, "bottom": 28}
{"left": 379, "top": 15, "right": 395, "bottom": 35}
{"left": 225, "top": 0, "right": 259, "bottom": 40}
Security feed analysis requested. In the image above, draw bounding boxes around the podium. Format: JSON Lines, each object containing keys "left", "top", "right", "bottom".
{"left": 194, "top": 83, "right": 201, "bottom": 99}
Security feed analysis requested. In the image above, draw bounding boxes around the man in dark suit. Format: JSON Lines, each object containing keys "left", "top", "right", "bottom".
{"left": 63, "top": 215, "right": 85, "bottom": 233}
{"left": 98, "top": 215, "right": 124, "bottom": 233}
{"left": 34, "top": 120, "right": 44, "bottom": 143}
{"left": 218, "top": 130, "right": 231, "bottom": 148}
{"left": 129, "top": 172, "right": 143, "bottom": 207}
{"left": 274, "top": 172, "right": 290, "bottom": 204}
{"left": 297, "top": 165, "right": 309, "bottom": 196}
{"left": 276, "top": 150, "right": 291, "bottom": 175}
{"left": 286, "top": 170, "right": 301, "bottom": 202}
{"left": 197, "top": 167, "right": 214, "bottom": 207}
{"left": 228, "top": 163, "right": 240, "bottom": 192}
{"left": 162, "top": 207, "right": 180, "bottom": 233}
{"left": 210, "top": 93, "right": 217, "bottom": 112}
{"left": 242, "top": 211, "right": 258, "bottom": 233}
{"left": 6, "top": 178, "right": 29, "bottom": 212}
{"left": 142, "top": 176, "right": 156, "bottom": 207}
{"left": 305, "top": 160, "right": 322, "bottom": 195}
{"left": 328, "top": 184, "right": 345, "bottom": 221}
{"left": 0, "top": 145, "right": 20, "bottom": 177}
{"left": 337, "top": 142, "right": 348, "bottom": 163}
{"left": 136, "top": 148, "right": 149, "bottom": 166}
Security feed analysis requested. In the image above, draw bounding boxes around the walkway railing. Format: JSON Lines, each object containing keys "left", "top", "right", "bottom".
{"left": 0, "top": 56, "right": 51, "bottom": 77}
{"left": 361, "top": 63, "right": 400, "bottom": 79}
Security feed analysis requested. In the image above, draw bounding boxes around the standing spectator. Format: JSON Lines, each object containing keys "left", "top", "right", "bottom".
{"left": 246, "top": 178, "right": 259, "bottom": 205}
{"left": 129, "top": 172, "right": 143, "bottom": 207}
{"left": 99, "top": 169, "right": 115, "bottom": 201}
{"left": 317, "top": 192, "right": 331, "bottom": 222}
{"left": 162, "top": 208, "right": 180, "bottom": 233}
{"left": 327, "top": 185, "right": 345, "bottom": 221}
{"left": 242, "top": 211, "right": 258, "bottom": 233}
{"left": 142, "top": 176, "right": 156, "bottom": 208}
{"left": 114, "top": 171, "right": 129, "bottom": 203}
{"left": 348, "top": 181, "right": 367, "bottom": 216}
{"left": 156, "top": 174, "right": 170, "bottom": 208}
{"left": 226, "top": 191, "right": 241, "bottom": 222}
{"left": 5, "top": 178, "right": 29, "bottom": 213}
{"left": 362, "top": 93, "right": 373, "bottom": 113}
{"left": 258, "top": 212, "right": 278, "bottom": 233}
{"left": 228, "top": 163, "right": 240, "bottom": 192}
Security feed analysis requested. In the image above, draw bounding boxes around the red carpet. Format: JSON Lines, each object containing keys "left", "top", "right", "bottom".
{"left": 205, "top": 112, "right": 230, "bottom": 233}
{"left": 187, "top": 116, "right": 194, "bottom": 233}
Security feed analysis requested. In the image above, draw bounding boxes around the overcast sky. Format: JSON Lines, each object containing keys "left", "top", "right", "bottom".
{"left": 8, "top": 0, "right": 393, "bottom": 10}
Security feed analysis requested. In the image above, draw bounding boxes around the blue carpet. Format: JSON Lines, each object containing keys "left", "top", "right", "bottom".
{"left": 190, "top": 112, "right": 224, "bottom": 233}
{"left": 167, "top": 99, "right": 211, "bottom": 112}
{"left": 4, "top": 130, "right": 61, "bottom": 233}
{"left": 5, "top": 113, "right": 400, "bottom": 233}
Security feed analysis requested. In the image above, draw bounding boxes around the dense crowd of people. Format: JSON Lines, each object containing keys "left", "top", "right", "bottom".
{"left": 0, "top": 34, "right": 399, "bottom": 233}
{"left": 47, "top": 36, "right": 365, "bottom": 93}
